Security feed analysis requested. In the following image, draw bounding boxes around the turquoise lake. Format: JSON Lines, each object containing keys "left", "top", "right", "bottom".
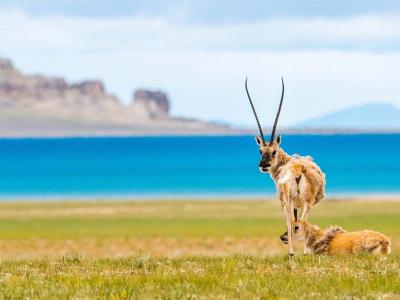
{"left": 0, "top": 135, "right": 399, "bottom": 199}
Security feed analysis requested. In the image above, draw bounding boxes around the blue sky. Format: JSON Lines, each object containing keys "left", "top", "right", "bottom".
{"left": 2, "top": 0, "right": 399, "bottom": 21}
{"left": 1, "top": 1, "right": 400, "bottom": 127}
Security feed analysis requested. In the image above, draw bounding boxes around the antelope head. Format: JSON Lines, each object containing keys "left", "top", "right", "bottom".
{"left": 245, "top": 77, "right": 285, "bottom": 173}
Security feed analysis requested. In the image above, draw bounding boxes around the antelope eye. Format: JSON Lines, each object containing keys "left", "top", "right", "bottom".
{"left": 272, "top": 150, "right": 277, "bottom": 156}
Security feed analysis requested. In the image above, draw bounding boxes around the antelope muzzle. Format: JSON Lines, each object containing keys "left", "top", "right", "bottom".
{"left": 259, "top": 159, "right": 271, "bottom": 172}
{"left": 280, "top": 225, "right": 300, "bottom": 244}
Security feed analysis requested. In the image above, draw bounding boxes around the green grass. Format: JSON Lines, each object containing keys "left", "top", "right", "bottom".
{"left": 0, "top": 199, "right": 399, "bottom": 298}
{"left": 0, "top": 255, "right": 399, "bottom": 299}
{"left": 0, "top": 199, "right": 399, "bottom": 239}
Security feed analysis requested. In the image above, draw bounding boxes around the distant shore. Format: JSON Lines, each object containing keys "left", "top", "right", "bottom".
{"left": 1, "top": 195, "right": 400, "bottom": 202}
{"left": 1, "top": 127, "right": 400, "bottom": 138}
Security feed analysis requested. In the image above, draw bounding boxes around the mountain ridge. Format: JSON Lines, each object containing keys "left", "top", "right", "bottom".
{"left": 0, "top": 58, "right": 234, "bottom": 137}
{"left": 297, "top": 103, "right": 400, "bottom": 129}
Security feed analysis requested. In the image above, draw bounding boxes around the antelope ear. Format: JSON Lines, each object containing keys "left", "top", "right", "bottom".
{"left": 276, "top": 134, "right": 282, "bottom": 145}
{"left": 255, "top": 136, "right": 262, "bottom": 145}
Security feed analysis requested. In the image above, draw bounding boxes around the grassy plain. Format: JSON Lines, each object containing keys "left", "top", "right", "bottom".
{"left": 0, "top": 198, "right": 399, "bottom": 298}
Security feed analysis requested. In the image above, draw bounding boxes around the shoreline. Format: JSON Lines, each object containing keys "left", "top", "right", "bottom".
{"left": 1, "top": 131, "right": 400, "bottom": 139}
{"left": 1, "top": 193, "right": 400, "bottom": 203}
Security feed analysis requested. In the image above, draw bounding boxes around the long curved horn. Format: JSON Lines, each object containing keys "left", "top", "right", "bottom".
{"left": 245, "top": 77, "right": 265, "bottom": 145}
{"left": 269, "top": 77, "right": 285, "bottom": 145}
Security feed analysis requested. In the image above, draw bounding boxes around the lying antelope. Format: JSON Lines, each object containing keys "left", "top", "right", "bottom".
{"left": 292, "top": 220, "right": 391, "bottom": 255}
{"left": 245, "top": 77, "right": 326, "bottom": 256}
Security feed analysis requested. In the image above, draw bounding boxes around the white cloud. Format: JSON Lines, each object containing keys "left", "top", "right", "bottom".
{"left": 0, "top": 9, "right": 399, "bottom": 126}
{"left": 1, "top": 9, "right": 400, "bottom": 52}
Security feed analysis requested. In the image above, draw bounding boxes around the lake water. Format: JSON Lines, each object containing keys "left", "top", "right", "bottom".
{"left": 0, "top": 135, "right": 399, "bottom": 199}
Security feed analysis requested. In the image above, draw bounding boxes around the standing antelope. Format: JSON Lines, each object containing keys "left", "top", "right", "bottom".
{"left": 245, "top": 77, "right": 326, "bottom": 256}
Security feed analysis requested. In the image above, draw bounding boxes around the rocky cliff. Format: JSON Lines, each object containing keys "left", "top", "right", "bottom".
{"left": 133, "top": 90, "right": 169, "bottom": 118}
{"left": 0, "top": 58, "right": 232, "bottom": 136}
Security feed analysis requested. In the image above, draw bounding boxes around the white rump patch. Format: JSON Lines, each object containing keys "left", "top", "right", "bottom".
{"left": 278, "top": 172, "right": 293, "bottom": 185}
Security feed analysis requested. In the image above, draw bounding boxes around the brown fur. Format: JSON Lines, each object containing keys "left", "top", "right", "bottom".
{"left": 256, "top": 135, "right": 326, "bottom": 255}
{"left": 299, "top": 221, "right": 391, "bottom": 255}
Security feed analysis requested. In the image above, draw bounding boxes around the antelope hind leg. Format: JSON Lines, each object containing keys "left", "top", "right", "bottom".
{"left": 280, "top": 208, "right": 297, "bottom": 244}
{"left": 283, "top": 205, "right": 295, "bottom": 256}
{"left": 300, "top": 203, "right": 312, "bottom": 255}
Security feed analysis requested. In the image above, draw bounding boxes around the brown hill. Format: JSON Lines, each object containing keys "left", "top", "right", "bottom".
{"left": 0, "top": 58, "right": 233, "bottom": 137}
